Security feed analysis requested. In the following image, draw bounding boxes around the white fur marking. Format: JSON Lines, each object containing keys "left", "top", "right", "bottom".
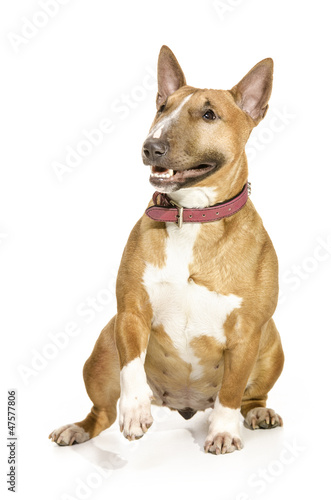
{"left": 170, "top": 186, "right": 218, "bottom": 208}
{"left": 149, "top": 93, "right": 193, "bottom": 139}
{"left": 119, "top": 353, "right": 153, "bottom": 438}
{"left": 120, "top": 352, "right": 150, "bottom": 400}
{"left": 207, "top": 397, "right": 241, "bottom": 440}
{"left": 143, "top": 222, "right": 242, "bottom": 379}
{"left": 153, "top": 125, "right": 163, "bottom": 139}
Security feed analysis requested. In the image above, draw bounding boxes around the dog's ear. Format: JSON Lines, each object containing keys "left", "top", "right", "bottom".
{"left": 230, "top": 58, "right": 273, "bottom": 123}
{"left": 157, "top": 45, "right": 186, "bottom": 109}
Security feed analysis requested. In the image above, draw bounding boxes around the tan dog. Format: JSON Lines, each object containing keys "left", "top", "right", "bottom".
{"left": 50, "top": 46, "right": 284, "bottom": 454}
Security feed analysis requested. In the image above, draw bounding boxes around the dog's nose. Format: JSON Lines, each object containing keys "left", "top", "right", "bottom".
{"left": 143, "top": 139, "right": 168, "bottom": 161}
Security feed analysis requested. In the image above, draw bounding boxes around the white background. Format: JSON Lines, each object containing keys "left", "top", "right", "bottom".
{"left": 1, "top": 0, "right": 330, "bottom": 499}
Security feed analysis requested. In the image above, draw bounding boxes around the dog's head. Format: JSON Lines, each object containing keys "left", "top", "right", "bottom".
{"left": 142, "top": 46, "right": 273, "bottom": 198}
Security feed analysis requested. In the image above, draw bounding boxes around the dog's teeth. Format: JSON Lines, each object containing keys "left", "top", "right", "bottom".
{"left": 150, "top": 168, "right": 174, "bottom": 179}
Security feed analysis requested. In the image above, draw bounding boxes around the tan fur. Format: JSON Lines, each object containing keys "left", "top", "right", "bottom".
{"left": 145, "top": 326, "right": 224, "bottom": 410}
{"left": 50, "top": 47, "right": 284, "bottom": 451}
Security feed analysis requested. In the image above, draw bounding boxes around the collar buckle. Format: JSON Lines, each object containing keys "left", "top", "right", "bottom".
{"left": 169, "top": 199, "right": 184, "bottom": 228}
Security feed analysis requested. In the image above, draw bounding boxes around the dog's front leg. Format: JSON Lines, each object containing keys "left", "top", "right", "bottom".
{"left": 205, "top": 330, "right": 260, "bottom": 455}
{"left": 115, "top": 309, "right": 154, "bottom": 441}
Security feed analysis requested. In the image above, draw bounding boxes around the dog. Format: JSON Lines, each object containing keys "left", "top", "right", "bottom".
{"left": 49, "top": 46, "right": 284, "bottom": 455}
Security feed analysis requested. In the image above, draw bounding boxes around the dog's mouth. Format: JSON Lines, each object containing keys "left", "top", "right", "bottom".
{"left": 149, "top": 163, "right": 217, "bottom": 189}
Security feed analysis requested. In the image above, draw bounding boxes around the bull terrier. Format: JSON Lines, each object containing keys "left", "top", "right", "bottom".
{"left": 50, "top": 46, "right": 284, "bottom": 454}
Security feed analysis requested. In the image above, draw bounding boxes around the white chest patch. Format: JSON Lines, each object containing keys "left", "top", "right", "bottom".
{"left": 143, "top": 222, "right": 242, "bottom": 379}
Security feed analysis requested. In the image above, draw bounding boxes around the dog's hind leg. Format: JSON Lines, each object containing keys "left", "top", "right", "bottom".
{"left": 49, "top": 317, "right": 120, "bottom": 446}
{"left": 241, "top": 318, "right": 284, "bottom": 430}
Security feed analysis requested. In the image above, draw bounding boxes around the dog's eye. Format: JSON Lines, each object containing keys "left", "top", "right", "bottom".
{"left": 203, "top": 109, "right": 216, "bottom": 121}
{"left": 158, "top": 104, "right": 166, "bottom": 113}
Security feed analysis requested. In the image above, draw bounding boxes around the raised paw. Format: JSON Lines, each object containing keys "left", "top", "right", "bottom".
{"left": 244, "top": 407, "right": 283, "bottom": 430}
{"left": 49, "top": 424, "right": 90, "bottom": 446}
{"left": 204, "top": 432, "right": 243, "bottom": 455}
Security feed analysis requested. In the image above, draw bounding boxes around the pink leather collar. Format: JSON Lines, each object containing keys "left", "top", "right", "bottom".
{"left": 145, "top": 183, "right": 250, "bottom": 228}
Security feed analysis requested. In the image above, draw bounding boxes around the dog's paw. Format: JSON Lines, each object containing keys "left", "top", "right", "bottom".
{"left": 244, "top": 407, "right": 283, "bottom": 430}
{"left": 119, "top": 393, "right": 153, "bottom": 441}
{"left": 204, "top": 432, "right": 243, "bottom": 455}
{"left": 205, "top": 400, "right": 243, "bottom": 455}
{"left": 49, "top": 424, "right": 90, "bottom": 446}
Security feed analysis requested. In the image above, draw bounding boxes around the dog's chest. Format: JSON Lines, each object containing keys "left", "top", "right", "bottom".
{"left": 143, "top": 223, "right": 242, "bottom": 378}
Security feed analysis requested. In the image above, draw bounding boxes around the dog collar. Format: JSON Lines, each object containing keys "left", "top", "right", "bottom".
{"left": 145, "top": 183, "right": 250, "bottom": 228}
